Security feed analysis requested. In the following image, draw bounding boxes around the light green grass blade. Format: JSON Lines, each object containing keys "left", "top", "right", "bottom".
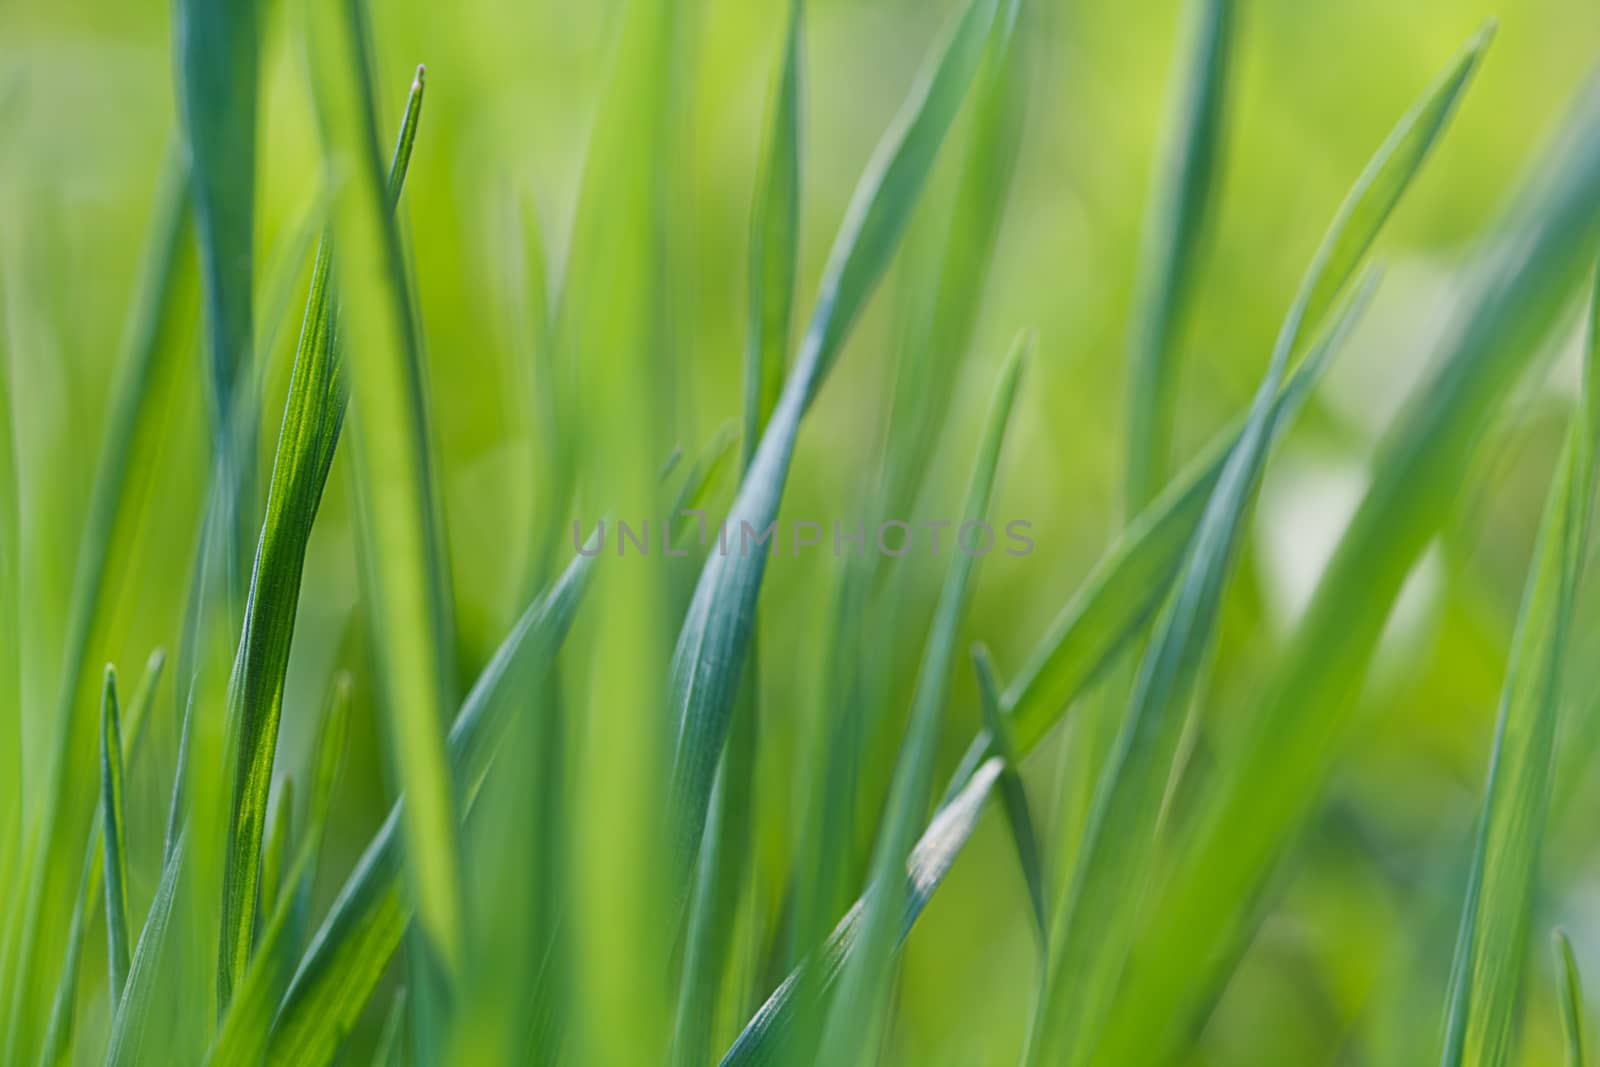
{"left": 105, "top": 829, "right": 187, "bottom": 1067}
{"left": 742, "top": 0, "right": 804, "bottom": 466}
{"left": 817, "top": 337, "right": 1027, "bottom": 1067}
{"left": 307, "top": 0, "right": 464, "bottom": 990}
{"left": 1094, "top": 58, "right": 1600, "bottom": 1067}
{"left": 3, "top": 157, "right": 195, "bottom": 1065}
{"left": 100, "top": 667, "right": 132, "bottom": 1011}
{"left": 973, "top": 643, "right": 1047, "bottom": 944}
{"left": 1029, "top": 29, "right": 1483, "bottom": 1057}
{"left": 264, "top": 552, "right": 595, "bottom": 1066}
{"left": 373, "top": 987, "right": 409, "bottom": 1067}
{"left": 258, "top": 779, "right": 294, "bottom": 938}
{"left": 1439, "top": 266, "right": 1600, "bottom": 1067}
{"left": 1124, "top": 0, "right": 1235, "bottom": 515}
{"left": 217, "top": 68, "right": 425, "bottom": 1008}
{"left": 670, "top": 0, "right": 1001, "bottom": 889}
{"left": 1557, "top": 929, "right": 1589, "bottom": 1067}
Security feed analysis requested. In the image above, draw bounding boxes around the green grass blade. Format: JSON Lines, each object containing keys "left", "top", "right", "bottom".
{"left": 1095, "top": 63, "right": 1600, "bottom": 1067}
{"left": 105, "top": 830, "right": 187, "bottom": 1067}
{"left": 816, "top": 337, "right": 1027, "bottom": 1067}
{"left": 3, "top": 157, "right": 194, "bottom": 1065}
{"left": 670, "top": 0, "right": 1001, "bottom": 889}
{"left": 307, "top": 0, "right": 465, "bottom": 990}
{"left": 1557, "top": 929, "right": 1589, "bottom": 1067}
{"left": 1124, "top": 0, "right": 1235, "bottom": 515}
{"left": 972, "top": 643, "right": 1047, "bottom": 944}
{"left": 217, "top": 68, "right": 425, "bottom": 1008}
{"left": 265, "top": 552, "right": 595, "bottom": 1066}
{"left": 100, "top": 667, "right": 132, "bottom": 1009}
{"left": 742, "top": 0, "right": 804, "bottom": 466}
{"left": 1439, "top": 266, "right": 1600, "bottom": 1067}
{"left": 258, "top": 779, "right": 294, "bottom": 938}
{"left": 373, "top": 988, "right": 409, "bottom": 1067}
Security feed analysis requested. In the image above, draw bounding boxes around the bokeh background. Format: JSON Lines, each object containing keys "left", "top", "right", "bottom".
{"left": 6, "top": 0, "right": 1600, "bottom": 1062}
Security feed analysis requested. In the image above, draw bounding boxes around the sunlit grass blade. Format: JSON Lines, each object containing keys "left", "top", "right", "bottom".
{"left": 817, "top": 338, "right": 1027, "bottom": 1066}
{"left": 307, "top": 0, "right": 464, "bottom": 995}
{"left": 1124, "top": 0, "right": 1234, "bottom": 515}
{"left": 265, "top": 551, "right": 595, "bottom": 1065}
{"left": 100, "top": 667, "right": 132, "bottom": 1007}
{"left": 1095, "top": 55, "right": 1600, "bottom": 1067}
{"left": 1557, "top": 929, "right": 1589, "bottom": 1067}
{"left": 973, "top": 643, "right": 1047, "bottom": 944}
{"left": 670, "top": 0, "right": 1002, "bottom": 891}
{"left": 3, "top": 157, "right": 194, "bottom": 1065}
{"left": 217, "top": 68, "right": 425, "bottom": 1008}
{"left": 1439, "top": 264, "right": 1600, "bottom": 1067}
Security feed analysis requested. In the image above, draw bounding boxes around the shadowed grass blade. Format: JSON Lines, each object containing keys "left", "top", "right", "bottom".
{"left": 100, "top": 668, "right": 132, "bottom": 1009}
{"left": 973, "top": 643, "right": 1047, "bottom": 944}
{"left": 1557, "top": 929, "right": 1589, "bottom": 1067}
{"left": 218, "top": 68, "right": 425, "bottom": 1008}
{"left": 1124, "top": 0, "right": 1235, "bottom": 515}
{"left": 670, "top": 0, "right": 1001, "bottom": 893}
{"left": 307, "top": 0, "right": 464, "bottom": 992}
{"left": 1439, "top": 265, "right": 1600, "bottom": 1067}
{"left": 817, "top": 338, "right": 1027, "bottom": 1066}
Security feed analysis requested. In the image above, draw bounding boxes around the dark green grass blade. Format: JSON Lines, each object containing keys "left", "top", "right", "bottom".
{"left": 217, "top": 69, "right": 425, "bottom": 1008}
{"left": 3, "top": 157, "right": 195, "bottom": 1065}
{"left": 100, "top": 668, "right": 132, "bottom": 1009}
{"left": 973, "top": 643, "right": 1047, "bottom": 944}
{"left": 308, "top": 0, "right": 465, "bottom": 988}
{"left": 742, "top": 0, "right": 804, "bottom": 467}
{"left": 264, "top": 552, "right": 595, "bottom": 1066}
{"left": 1439, "top": 266, "right": 1600, "bottom": 1067}
{"left": 1557, "top": 929, "right": 1589, "bottom": 1067}
{"left": 669, "top": 0, "right": 1001, "bottom": 893}
{"left": 1094, "top": 56, "right": 1600, "bottom": 1067}
{"left": 1124, "top": 0, "right": 1235, "bottom": 515}
{"left": 816, "top": 338, "right": 1027, "bottom": 1066}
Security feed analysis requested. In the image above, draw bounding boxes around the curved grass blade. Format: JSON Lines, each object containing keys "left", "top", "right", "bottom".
{"left": 816, "top": 338, "right": 1027, "bottom": 1067}
{"left": 1095, "top": 52, "right": 1600, "bottom": 1067}
{"left": 100, "top": 667, "right": 132, "bottom": 1008}
{"left": 670, "top": 0, "right": 1002, "bottom": 891}
{"left": 972, "top": 643, "right": 1047, "bottom": 944}
{"left": 218, "top": 68, "right": 425, "bottom": 1008}
{"left": 3, "top": 156, "right": 195, "bottom": 1065}
{"left": 308, "top": 0, "right": 465, "bottom": 988}
{"left": 1439, "top": 264, "right": 1600, "bottom": 1067}
{"left": 1124, "top": 0, "right": 1235, "bottom": 515}
{"left": 264, "top": 551, "right": 596, "bottom": 1066}
{"left": 1557, "top": 929, "right": 1589, "bottom": 1067}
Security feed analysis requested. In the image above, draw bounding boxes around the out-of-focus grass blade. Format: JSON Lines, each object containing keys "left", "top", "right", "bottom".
{"left": 1439, "top": 266, "right": 1600, "bottom": 1067}
{"left": 742, "top": 0, "right": 803, "bottom": 464}
{"left": 817, "top": 339, "right": 1027, "bottom": 1066}
{"left": 37, "top": 649, "right": 164, "bottom": 1067}
{"left": 264, "top": 551, "right": 595, "bottom": 1066}
{"left": 972, "top": 643, "right": 1047, "bottom": 944}
{"left": 374, "top": 987, "right": 408, "bottom": 1067}
{"left": 3, "top": 158, "right": 194, "bottom": 1065}
{"left": 100, "top": 668, "right": 132, "bottom": 1008}
{"left": 208, "top": 677, "right": 351, "bottom": 1066}
{"left": 1094, "top": 54, "right": 1600, "bottom": 1067}
{"left": 1556, "top": 929, "right": 1589, "bottom": 1067}
{"left": 1028, "top": 27, "right": 1480, "bottom": 1054}
{"left": 217, "top": 69, "right": 425, "bottom": 1008}
{"left": 105, "top": 830, "right": 187, "bottom": 1067}
{"left": 1124, "top": 0, "right": 1234, "bottom": 515}
{"left": 307, "top": 0, "right": 465, "bottom": 991}
{"left": 670, "top": 0, "right": 1001, "bottom": 889}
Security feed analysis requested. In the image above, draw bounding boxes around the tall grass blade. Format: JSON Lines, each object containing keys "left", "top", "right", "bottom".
{"left": 972, "top": 643, "right": 1047, "bottom": 944}
{"left": 1438, "top": 264, "right": 1600, "bottom": 1067}
{"left": 307, "top": 0, "right": 465, "bottom": 992}
{"left": 217, "top": 68, "right": 425, "bottom": 1008}
{"left": 1557, "top": 929, "right": 1589, "bottom": 1067}
{"left": 670, "top": 0, "right": 1002, "bottom": 890}
{"left": 99, "top": 667, "right": 132, "bottom": 1008}
{"left": 258, "top": 779, "right": 294, "bottom": 939}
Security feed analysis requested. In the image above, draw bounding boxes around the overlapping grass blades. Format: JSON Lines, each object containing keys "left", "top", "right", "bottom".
{"left": 306, "top": 0, "right": 465, "bottom": 999}
{"left": 1439, "top": 265, "right": 1600, "bottom": 1067}
{"left": 218, "top": 67, "right": 425, "bottom": 1009}
{"left": 972, "top": 642, "right": 1048, "bottom": 943}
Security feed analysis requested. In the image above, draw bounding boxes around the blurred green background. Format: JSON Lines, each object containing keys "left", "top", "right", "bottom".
{"left": 6, "top": 0, "right": 1600, "bottom": 1062}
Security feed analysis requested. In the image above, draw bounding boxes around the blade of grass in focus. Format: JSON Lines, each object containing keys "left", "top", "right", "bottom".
{"left": 217, "top": 68, "right": 425, "bottom": 1009}
{"left": 816, "top": 337, "right": 1027, "bottom": 1067}
{"left": 1438, "top": 263, "right": 1600, "bottom": 1067}
{"left": 669, "top": 0, "right": 1002, "bottom": 899}
{"left": 1557, "top": 930, "right": 1589, "bottom": 1067}
{"left": 306, "top": 0, "right": 465, "bottom": 1011}
{"left": 99, "top": 668, "right": 132, "bottom": 1010}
